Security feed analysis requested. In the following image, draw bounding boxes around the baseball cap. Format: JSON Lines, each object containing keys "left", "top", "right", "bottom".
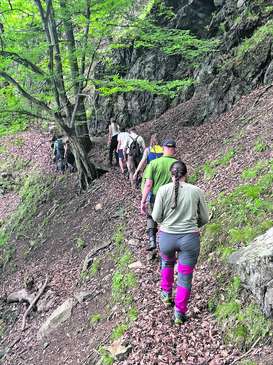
{"left": 162, "top": 138, "right": 176, "bottom": 148}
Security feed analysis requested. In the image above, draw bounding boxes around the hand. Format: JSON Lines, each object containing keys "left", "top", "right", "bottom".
{"left": 140, "top": 201, "right": 147, "bottom": 215}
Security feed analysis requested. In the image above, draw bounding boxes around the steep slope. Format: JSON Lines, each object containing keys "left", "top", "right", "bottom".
{"left": 0, "top": 86, "right": 273, "bottom": 365}
{"left": 91, "top": 0, "right": 273, "bottom": 131}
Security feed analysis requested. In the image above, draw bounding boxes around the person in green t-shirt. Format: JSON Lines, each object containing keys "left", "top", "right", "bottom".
{"left": 140, "top": 138, "right": 177, "bottom": 251}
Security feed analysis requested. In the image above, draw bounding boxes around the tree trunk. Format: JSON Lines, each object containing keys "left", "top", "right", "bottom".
{"left": 74, "top": 96, "right": 92, "bottom": 153}
{"left": 69, "top": 135, "right": 97, "bottom": 191}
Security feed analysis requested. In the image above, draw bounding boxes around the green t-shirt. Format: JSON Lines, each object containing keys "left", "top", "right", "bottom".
{"left": 144, "top": 155, "right": 177, "bottom": 195}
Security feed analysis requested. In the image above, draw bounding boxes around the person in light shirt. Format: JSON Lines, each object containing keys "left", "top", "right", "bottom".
{"left": 116, "top": 127, "right": 130, "bottom": 175}
{"left": 152, "top": 160, "right": 209, "bottom": 325}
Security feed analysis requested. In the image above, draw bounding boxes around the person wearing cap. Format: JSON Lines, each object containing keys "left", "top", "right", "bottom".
{"left": 140, "top": 138, "right": 177, "bottom": 251}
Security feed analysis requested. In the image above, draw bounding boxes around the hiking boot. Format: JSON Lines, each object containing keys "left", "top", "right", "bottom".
{"left": 146, "top": 236, "right": 156, "bottom": 251}
{"left": 174, "top": 310, "right": 188, "bottom": 325}
{"left": 161, "top": 291, "right": 173, "bottom": 307}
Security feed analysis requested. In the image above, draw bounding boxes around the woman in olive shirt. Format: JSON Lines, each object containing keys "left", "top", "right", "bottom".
{"left": 152, "top": 160, "right": 209, "bottom": 324}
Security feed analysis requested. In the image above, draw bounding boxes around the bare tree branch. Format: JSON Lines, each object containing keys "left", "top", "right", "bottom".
{"left": 0, "top": 109, "right": 55, "bottom": 121}
{"left": 0, "top": 50, "right": 45, "bottom": 75}
{"left": 0, "top": 71, "right": 53, "bottom": 114}
{"left": 0, "top": 9, "right": 34, "bottom": 17}
{"left": 35, "top": 0, "right": 71, "bottom": 118}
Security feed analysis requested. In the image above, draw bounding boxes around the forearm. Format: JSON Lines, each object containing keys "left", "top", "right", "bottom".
{"left": 151, "top": 193, "right": 163, "bottom": 223}
{"left": 141, "top": 179, "right": 153, "bottom": 204}
{"left": 135, "top": 158, "right": 146, "bottom": 174}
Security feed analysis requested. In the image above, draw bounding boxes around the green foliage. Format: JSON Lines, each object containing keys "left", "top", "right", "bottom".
{"left": 91, "top": 257, "right": 102, "bottom": 275}
{"left": 202, "top": 149, "right": 236, "bottom": 181}
{"left": 215, "top": 148, "right": 236, "bottom": 166}
{"left": 202, "top": 159, "right": 273, "bottom": 257}
{"left": 0, "top": 0, "right": 135, "bottom": 133}
{"left": 13, "top": 137, "right": 25, "bottom": 147}
{"left": 216, "top": 245, "right": 236, "bottom": 261}
{"left": 254, "top": 138, "right": 268, "bottom": 152}
{"left": 214, "top": 277, "right": 270, "bottom": 350}
{"left": 132, "top": 23, "right": 219, "bottom": 59}
{"left": 98, "top": 346, "right": 114, "bottom": 365}
{"left": 96, "top": 76, "right": 194, "bottom": 98}
{"left": 187, "top": 168, "right": 200, "bottom": 184}
{"left": 111, "top": 323, "right": 129, "bottom": 340}
{"left": 203, "top": 163, "right": 216, "bottom": 180}
{"left": 236, "top": 20, "right": 273, "bottom": 59}
{"left": 219, "top": 22, "right": 226, "bottom": 34}
{"left": 112, "top": 271, "right": 137, "bottom": 303}
{"left": 75, "top": 237, "right": 86, "bottom": 250}
{"left": 0, "top": 173, "right": 53, "bottom": 268}
{"left": 80, "top": 257, "right": 102, "bottom": 281}
{"left": 113, "top": 224, "right": 125, "bottom": 246}
{"left": 238, "top": 360, "right": 257, "bottom": 365}
{"left": 89, "top": 313, "right": 102, "bottom": 325}
{"left": 128, "top": 306, "right": 138, "bottom": 322}
{"left": 264, "top": 5, "right": 273, "bottom": 14}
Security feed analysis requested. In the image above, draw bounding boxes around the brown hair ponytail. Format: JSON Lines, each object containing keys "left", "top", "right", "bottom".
{"left": 170, "top": 160, "right": 187, "bottom": 209}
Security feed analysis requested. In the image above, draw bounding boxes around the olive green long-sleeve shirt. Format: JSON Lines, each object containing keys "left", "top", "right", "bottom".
{"left": 152, "top": 182, "right": 209, "bottom": 234}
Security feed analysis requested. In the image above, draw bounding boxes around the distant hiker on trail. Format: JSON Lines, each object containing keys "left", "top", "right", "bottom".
{"left": 116, "top": 127, "right": 130, "bottom": 175}
{"left": 53, "top": 135, "right": 65, "bottom": 172}
{"left": 126, "top": 128, "right": 145, "bottom": 188}
{"left": 152, "top": 160, "right": 209, "bottom": 325}
{"left": 140, "top": 138, "right": 177, "bottom": 251}
{"left": 133, "top": 133, "right": 163, "bottom": 181}
{"left": 64, "top": 140, "right": 75, "bottom": 172}
{"left": 108, "top": 118, "right": 120, "bottom": 167}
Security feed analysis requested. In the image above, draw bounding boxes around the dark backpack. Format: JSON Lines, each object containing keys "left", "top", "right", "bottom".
{"left": 129, "top": 136, "right": 142, "bottom": 162}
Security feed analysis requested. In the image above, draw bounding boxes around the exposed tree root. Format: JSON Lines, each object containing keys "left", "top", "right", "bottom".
{"left": 21, "top": 275, "right": 49, "bottom": 331}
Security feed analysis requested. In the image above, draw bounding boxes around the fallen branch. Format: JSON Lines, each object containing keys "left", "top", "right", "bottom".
{"left": 230, "top": 337, "right": 261, "bottom": 364}
{"left": 21, "top": 274, "right": 49, "bottom": 331}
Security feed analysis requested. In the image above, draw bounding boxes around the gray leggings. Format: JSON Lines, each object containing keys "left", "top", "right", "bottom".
{"left": 159, "top": 231, "right": 200, "bottom": 313}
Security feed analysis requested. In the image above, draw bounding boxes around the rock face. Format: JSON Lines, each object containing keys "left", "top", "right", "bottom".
{"left": 229, "top": 227, "right": 273, "bottom": 317}
{"left": 90, "top": 0, "right": 215, "bottom": 132}
{"left": 91, "top": 0, "right": 273, "bottom": 133}
{"left": 37, "top": 298, "right": 75, "bottom": 340}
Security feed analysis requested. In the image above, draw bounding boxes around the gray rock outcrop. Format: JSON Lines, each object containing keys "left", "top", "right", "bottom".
{"left": 229, "top": 227, "right": 273, "bottom": 317}
{"left": 90, "top": 0, "right": 273, "bottom": 133}
{"left": 37, "top": 298, "right": 75, "bottom": 340}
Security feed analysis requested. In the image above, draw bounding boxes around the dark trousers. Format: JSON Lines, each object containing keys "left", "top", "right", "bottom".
{"left": 147, "top": 195, "right": 157, "bottom": 239}
{"left": 109, "top": 135, "right": 118, "bottom": 166}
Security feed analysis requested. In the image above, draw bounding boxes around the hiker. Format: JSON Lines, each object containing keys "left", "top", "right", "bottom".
{"left": 64, "top": 140, "right": 76, "bottom": 172}
{"left": 53, "top": 135, "right": 65, "bottom": 172}
{"left": 108, "top": 118, "right": 120, "bottom": 167}
{"left": 127, "top": 128, "right": 145, "bottom": 188}
{"left": 152, "top": 160, "right": 209, "bottom": 325}
{"left": 116, "top": 127, "right": 130, "bottom": 175}
{"left": 140, "top": 138, "right": 177, "bottom": 251}
{"left": 133, "top": 133, "right": 163, "bottom": 181}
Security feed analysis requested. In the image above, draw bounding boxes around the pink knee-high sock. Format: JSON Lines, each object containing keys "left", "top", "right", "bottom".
{"left": 175, "top": 286, "right": 191, "bottom": 314}
{"left": 161, "top": 267, "right": 174, "bottom": 293}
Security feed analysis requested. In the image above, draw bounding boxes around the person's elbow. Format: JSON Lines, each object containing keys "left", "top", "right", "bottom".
{"left": 152, "top": 211, "right": 161, "bottom": 224}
